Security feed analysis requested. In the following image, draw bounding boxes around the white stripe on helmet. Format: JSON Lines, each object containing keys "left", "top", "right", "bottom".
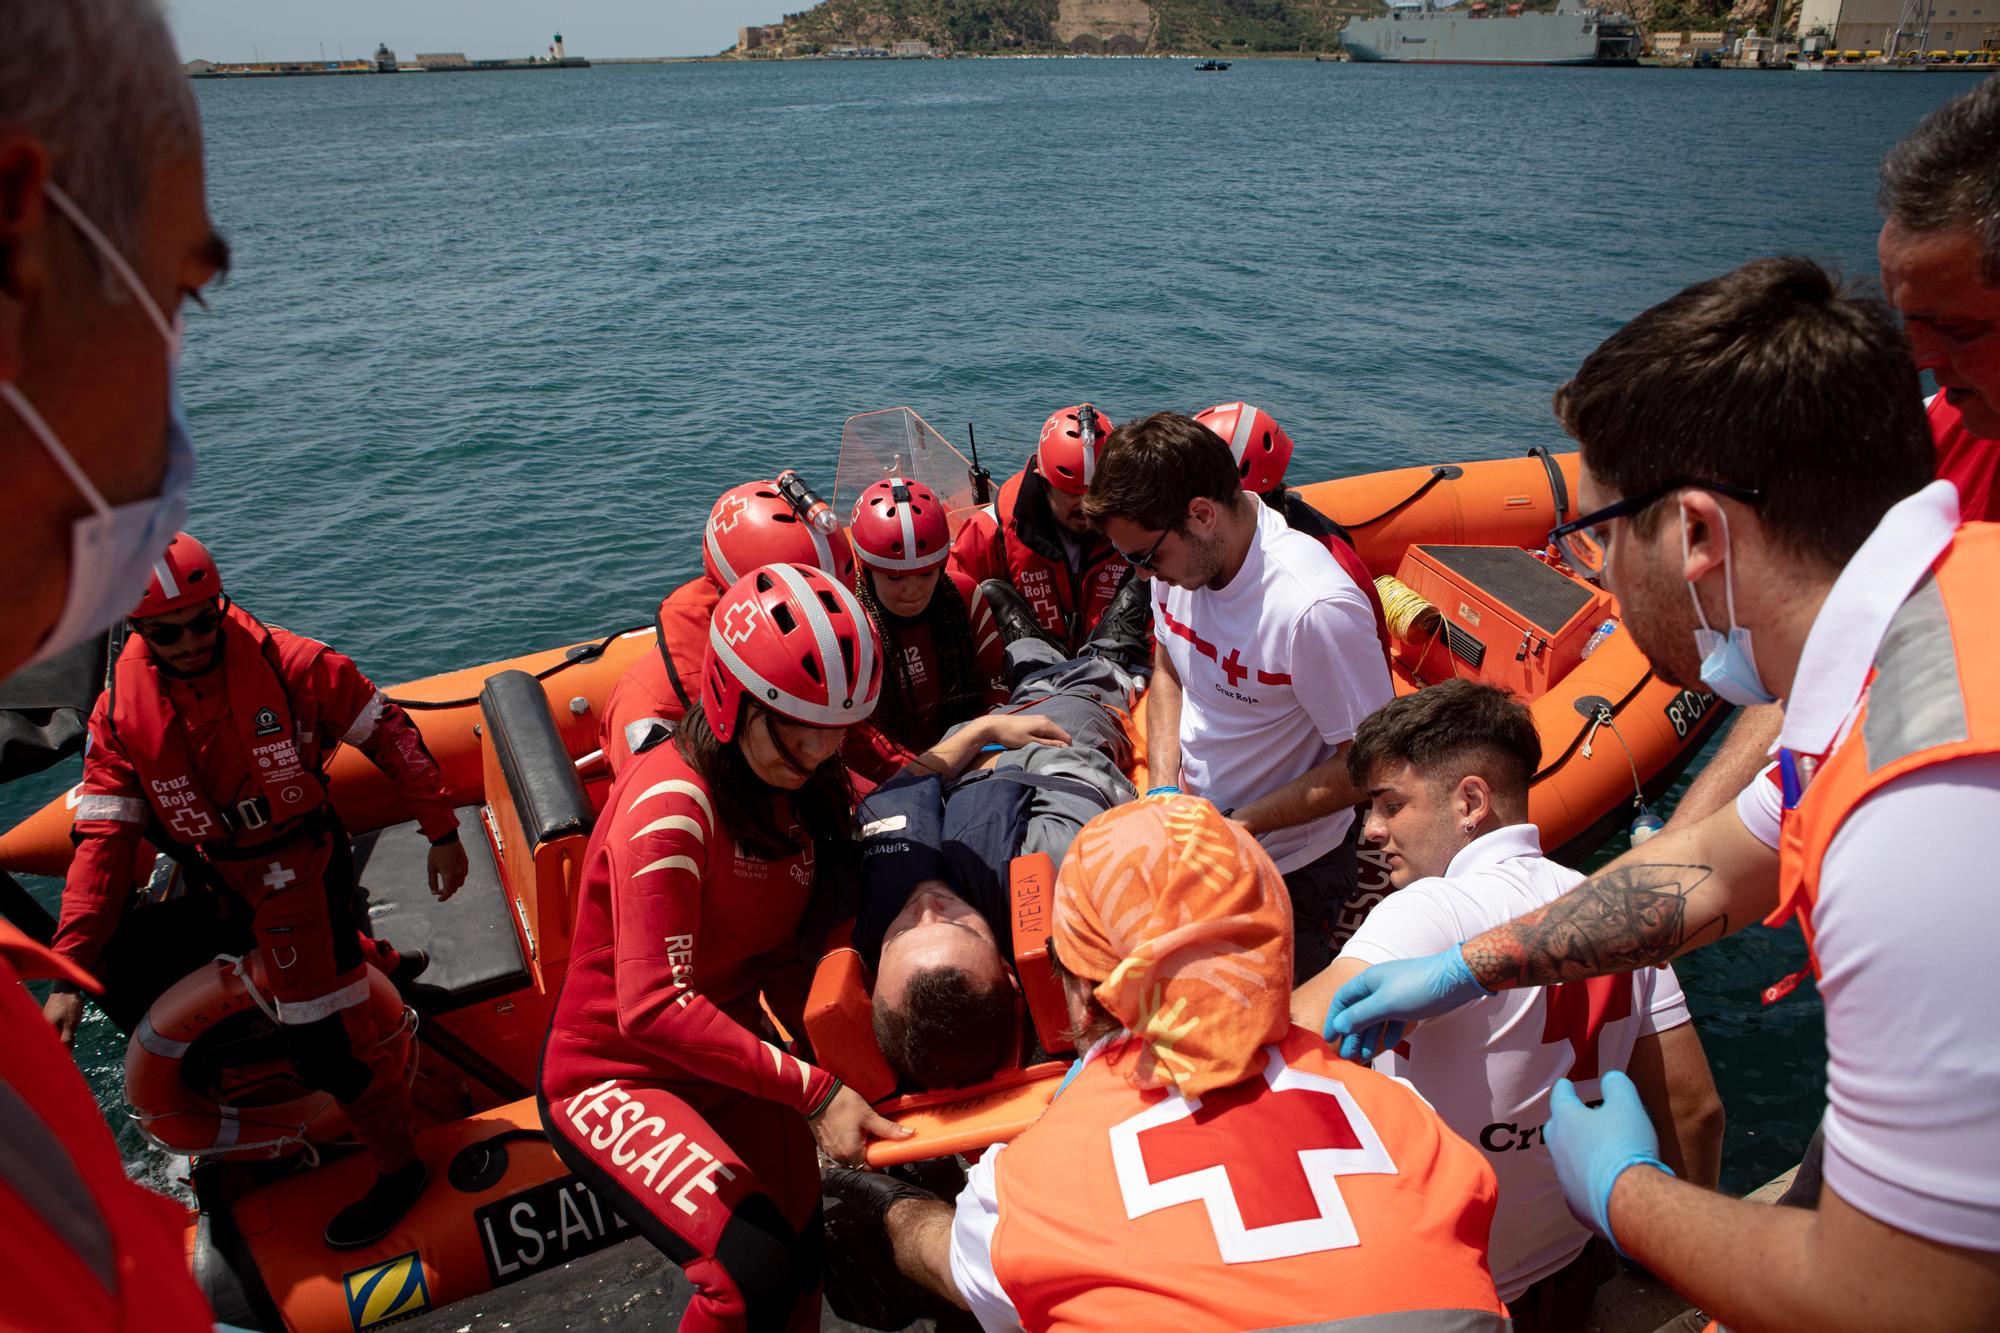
{"left": 1078, "top": 409, "right": 1098, "bottom": 486}
{"left": 705, "top": 526, "right": 740, "bottom": 586}
{"left": 858, "top": 479, "right": 947, "bottom": 573}
{"left": 1226, "top": 402, "right": 1257, "bottom": 461}
{"left": 153, "top": 558, "right": 182, "bottom": 602}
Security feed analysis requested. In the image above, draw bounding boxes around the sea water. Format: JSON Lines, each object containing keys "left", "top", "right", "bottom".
{"left": 9, "top": 58, "right": 1986, "bottom": 1194}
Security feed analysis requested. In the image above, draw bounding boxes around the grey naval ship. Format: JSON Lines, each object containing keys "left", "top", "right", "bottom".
{"left": 1341, "top": 0, "right": 1642, "bottom": 65}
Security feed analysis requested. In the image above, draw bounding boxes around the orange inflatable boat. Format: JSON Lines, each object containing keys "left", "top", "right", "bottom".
{"left": 0, "top": 447, "right": 1727, "bottom": 1332}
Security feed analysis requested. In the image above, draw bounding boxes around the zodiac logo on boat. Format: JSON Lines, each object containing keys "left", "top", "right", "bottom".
{"left": 720, "top": 600, "right": 761, "bottom": 646}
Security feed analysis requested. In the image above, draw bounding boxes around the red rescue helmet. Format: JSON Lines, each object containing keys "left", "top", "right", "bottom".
{"left": 849, "top": 477, "right": 952, "bottom": 573}
{"left": 1194, "top": 401, "right": 1296, "bottom": 495}
{"left": 1035, "top": 403, "right": 1110, "bottom": 496}
{"left": 702, "top": 481, "right": 855, "bottom": 591}
{"left": 131, "top": 532, "right": 223, "bottom": 619}
{"left": 702, "top": 562, "right": 883, "bottom": 743}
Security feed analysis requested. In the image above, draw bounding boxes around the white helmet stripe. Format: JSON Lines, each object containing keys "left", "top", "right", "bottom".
{"left": 855, "top": 544, "right": 947, "bottom": 574}
{"left": 1226, "top": 402, "right": 1257, "bottom": 461}
{"left": 894, "top": 479, "right": 920, "bottom": 568}
{"left": 152, "top": 559, "right": 181, "bottom": 602}
{"left": 806, "top": 522, "right": 835, "bottom": 573}
{"left": 705, "top": 526, "right": 740, "bottom": 586}
{"left": 767, "top": 562, "right": 848, "bottom": 709}
{"left": 1079, "top": 414, "right": 1098, "bottom": 487}
{"left": 708, "top": 621, "right": 872, "bottom": 728}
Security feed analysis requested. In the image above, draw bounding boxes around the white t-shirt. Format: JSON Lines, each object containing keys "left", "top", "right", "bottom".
{"left": 1718, "top": 482, "right": 2000, "bottom": 1250}
{"left": 1339, "top": 823, "right": 1691, "bottom": 1300}
{"left": 1155, "top": 500, "right": 1392, "bottom": 872}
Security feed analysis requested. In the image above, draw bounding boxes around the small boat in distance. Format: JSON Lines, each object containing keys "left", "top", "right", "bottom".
{"left": 1194, "top": 59, "right": 1232, "bottom": 70}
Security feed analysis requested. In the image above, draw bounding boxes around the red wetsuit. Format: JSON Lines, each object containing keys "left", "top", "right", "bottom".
{"left": 1, "top": 922, "right": 216, "bottom": 1332}
{"left": 1931, "top": 392, "right": 1999, "bottom": 522}
{"left": 56, "top": 604, "right": 457, "bottom": 1172}
{"left": 865, "top": 569, "right": 1007, "bottom": 754}
{"left": 540, "top": 742, "right": 839, "bottom": 1333}
{"left": 603, "top": 578, "right": 908, "bottom": 791}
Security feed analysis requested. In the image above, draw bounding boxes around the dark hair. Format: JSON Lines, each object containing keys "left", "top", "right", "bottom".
{"left": 873, "top": 965, "right": 1018, "bottom": 1089}
{"left": 674, "top": 698, "right": 855, "bottom": 864}
{"left": 1553, "top": 257, "right": 1933, "bottom": 570}
{"left": 1346, "top": 680, "right": 1541, "bottom": 800}
{"left": 852, "top": 569, "right": 983, "bottom": 753}
{"left": 1081, "top": 412, "right": 1243, "bottom": 533}
{"left": 1044, "top": 932, "right": 1120, "bottom": 1052}
{"left": 1879, "top": 76, "right": 2000, "bottom": 282}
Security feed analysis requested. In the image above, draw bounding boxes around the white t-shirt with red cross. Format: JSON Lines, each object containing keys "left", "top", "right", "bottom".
{"left": 1339, "top": 823, "right": 1691, "bottom": 1300}
{"left": 1155, "top": 499, "right": 1393, "bottom": 873}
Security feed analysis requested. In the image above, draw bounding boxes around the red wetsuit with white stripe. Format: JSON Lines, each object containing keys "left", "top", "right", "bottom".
{"left": 540, "top": 741, "right": 838, "bottom": 1333}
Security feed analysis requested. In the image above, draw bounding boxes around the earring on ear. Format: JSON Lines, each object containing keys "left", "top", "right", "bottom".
{"left": 1462, "top": 821, "right": 1476, "bottom": 835}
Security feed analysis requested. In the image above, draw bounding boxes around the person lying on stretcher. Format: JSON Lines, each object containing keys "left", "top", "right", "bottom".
{"left": 848, "top": 606, "right": 1151, "bottom": 1090}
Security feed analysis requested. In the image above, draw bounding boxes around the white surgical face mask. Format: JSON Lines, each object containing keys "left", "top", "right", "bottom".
{"left": 7, "top": 182, "right": 193, "bottom": 670}
{"left": 1682, "top": 502, "right": 1777, "bottom": 707}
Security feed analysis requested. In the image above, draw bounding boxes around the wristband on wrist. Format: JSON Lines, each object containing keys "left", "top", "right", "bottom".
{"left": 806, "top": 1076, "right": 844, "bottom": 1120}
{"left": 46, "top": 979, "right": 82, "bottom": 997}
{"left": 1145, "top": 785, "right": 1180, "bottom": 797}
{"left": 428, "top": 829, "right": 461, "bottom": 848}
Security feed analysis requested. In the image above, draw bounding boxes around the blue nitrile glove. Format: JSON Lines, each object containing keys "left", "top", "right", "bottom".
{"left": 1321, "top": 947, "right": 1491, "bottom": 1063}
{"left": 1547, "top": 1071, "right": 1673, "bottom": 1255}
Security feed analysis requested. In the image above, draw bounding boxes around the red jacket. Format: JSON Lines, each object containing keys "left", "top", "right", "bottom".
{"left": 56, "top": 604, "right": 456, "bottom": 974}
{"left": 0, "top": 921, "right": 215, "bottom": 1331}
{"left": 541, "top": 742, "right": 839, "bottom": 1112}
{"left": 1931, "top": 392, "right": 1998, "bottom": 523}
{"left": 950, "top": 465, "right": 1130, "bottom": 654}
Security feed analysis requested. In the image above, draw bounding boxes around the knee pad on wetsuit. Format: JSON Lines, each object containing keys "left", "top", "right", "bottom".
{"left": 715, "top": 1192, "right": 817, "bottom": 1333}
{"left": 283, "top": 1013, "right": 375, "bottom": 1103}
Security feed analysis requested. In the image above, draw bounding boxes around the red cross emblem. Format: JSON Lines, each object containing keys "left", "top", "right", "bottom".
{"left": 1539, "top": 975, "right": 1634, "bottom": 1082}
{"left": 1219, "top": 648, "right": 1249, "bottom": 688}
{"left": 166, "top": 804, "right": 215, "bottom": 841}
{"left": 711, "top": 492, "right": 749, "bottom": 533}
{"left": 1109, "top": 1048, "right": 1398, "bottom": 1263}
{"left": 720, "top": 600, "right": 760, "bottom": 646}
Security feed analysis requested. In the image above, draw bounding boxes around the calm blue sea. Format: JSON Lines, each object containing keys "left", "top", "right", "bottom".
{"left": 9, "top": 58, "right": 1987, "bottom": 1195}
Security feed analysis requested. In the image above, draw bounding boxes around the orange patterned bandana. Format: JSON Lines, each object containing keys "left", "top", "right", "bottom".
{"left": 1053, "top": 795, "right": 1293, "bottom": 1097}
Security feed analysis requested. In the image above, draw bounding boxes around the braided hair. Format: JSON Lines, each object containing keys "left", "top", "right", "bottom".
{"left": 852, "top": 569, "right": 985, "bottom": 753}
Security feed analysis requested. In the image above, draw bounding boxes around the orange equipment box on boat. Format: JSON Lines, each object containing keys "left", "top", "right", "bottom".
{"left": 1392, "top": 544, "right": 1613, "bottom": 697}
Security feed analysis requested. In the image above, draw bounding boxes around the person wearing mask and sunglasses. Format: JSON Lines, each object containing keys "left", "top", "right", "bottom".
{"left": 46, "top": 533, "right": 469, "bottom": 1251}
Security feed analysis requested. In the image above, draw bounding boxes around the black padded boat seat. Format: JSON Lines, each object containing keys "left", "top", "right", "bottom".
{"left": 351, "top": 804, "right": 528, "bottom": 1013}
{"left": 1416, "top": 544, "right": 1595, "bottom": 635}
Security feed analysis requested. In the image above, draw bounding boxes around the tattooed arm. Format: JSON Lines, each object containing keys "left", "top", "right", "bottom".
{"left": 1464, "top": 800, "right": 1779, "bottom": 990}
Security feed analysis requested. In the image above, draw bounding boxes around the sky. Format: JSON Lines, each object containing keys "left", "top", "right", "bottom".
{"left": 166, "top": 1, "right": 785, "bottom": 63}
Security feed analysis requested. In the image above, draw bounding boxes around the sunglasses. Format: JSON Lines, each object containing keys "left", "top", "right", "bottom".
{"left": 134, "top": 605, "right": 223, "bottom": 647}
{"left": 1118, "top": 524, "right": 1175, "bottom": 572}
{"left": 1547, "top": 478, "right": 1760, "bottom": 579}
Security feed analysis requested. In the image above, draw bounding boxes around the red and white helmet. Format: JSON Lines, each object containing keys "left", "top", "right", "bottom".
{"left": 131, "top": 532, "right": 223, "bottom": 618}
{"left": 849, "top": 477, "right": 951, "bottom": 573}
{"left": 701, "top": 563, "right": 883, "bottom": 743}
{"left": 702, "top": 481, "right": 855, "bottom": 591}
{"left": 1194, "top": 402, "right": 1296, "bottom": 495}
{"left": 1035, "top": 403, "right": 1110, "bottom": 496}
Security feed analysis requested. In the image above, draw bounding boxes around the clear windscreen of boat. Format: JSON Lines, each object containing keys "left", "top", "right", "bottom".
{"left": 834, "top": 406, "right": 984, "bottom": 536}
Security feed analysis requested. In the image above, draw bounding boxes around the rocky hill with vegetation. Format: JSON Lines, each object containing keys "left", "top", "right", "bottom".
{"left": 751, "top": 0, "right": 1370, "bottom": 56}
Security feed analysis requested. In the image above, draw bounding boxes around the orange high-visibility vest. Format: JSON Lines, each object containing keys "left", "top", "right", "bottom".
{"left": 1772, "top": 525, "right": 2000, "bottom": 962}
{"left": 987, "top": 1027, "right": 1508, "bottom": 1333}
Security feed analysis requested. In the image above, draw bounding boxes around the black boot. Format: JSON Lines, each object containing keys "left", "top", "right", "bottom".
{"left": 977, "top": 579, "right": 1062, "bottom": 652}
{"left": 325, "top": 1159, "right": 429, "bottom": 1250}
{"left": 1082, "top": 575, "right": 1152, "bottom": 673}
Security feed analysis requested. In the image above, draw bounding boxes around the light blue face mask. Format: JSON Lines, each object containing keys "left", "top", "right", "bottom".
{"left": 6, "top": 182, "right": 192, "bottom": 670}
{"left": 1682, "top": 502, "right": 1777, "bottom": 707}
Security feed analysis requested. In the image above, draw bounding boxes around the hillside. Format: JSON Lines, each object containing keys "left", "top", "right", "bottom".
{"left": 744, "top": 0, "right": 1373, "bottom": 55}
